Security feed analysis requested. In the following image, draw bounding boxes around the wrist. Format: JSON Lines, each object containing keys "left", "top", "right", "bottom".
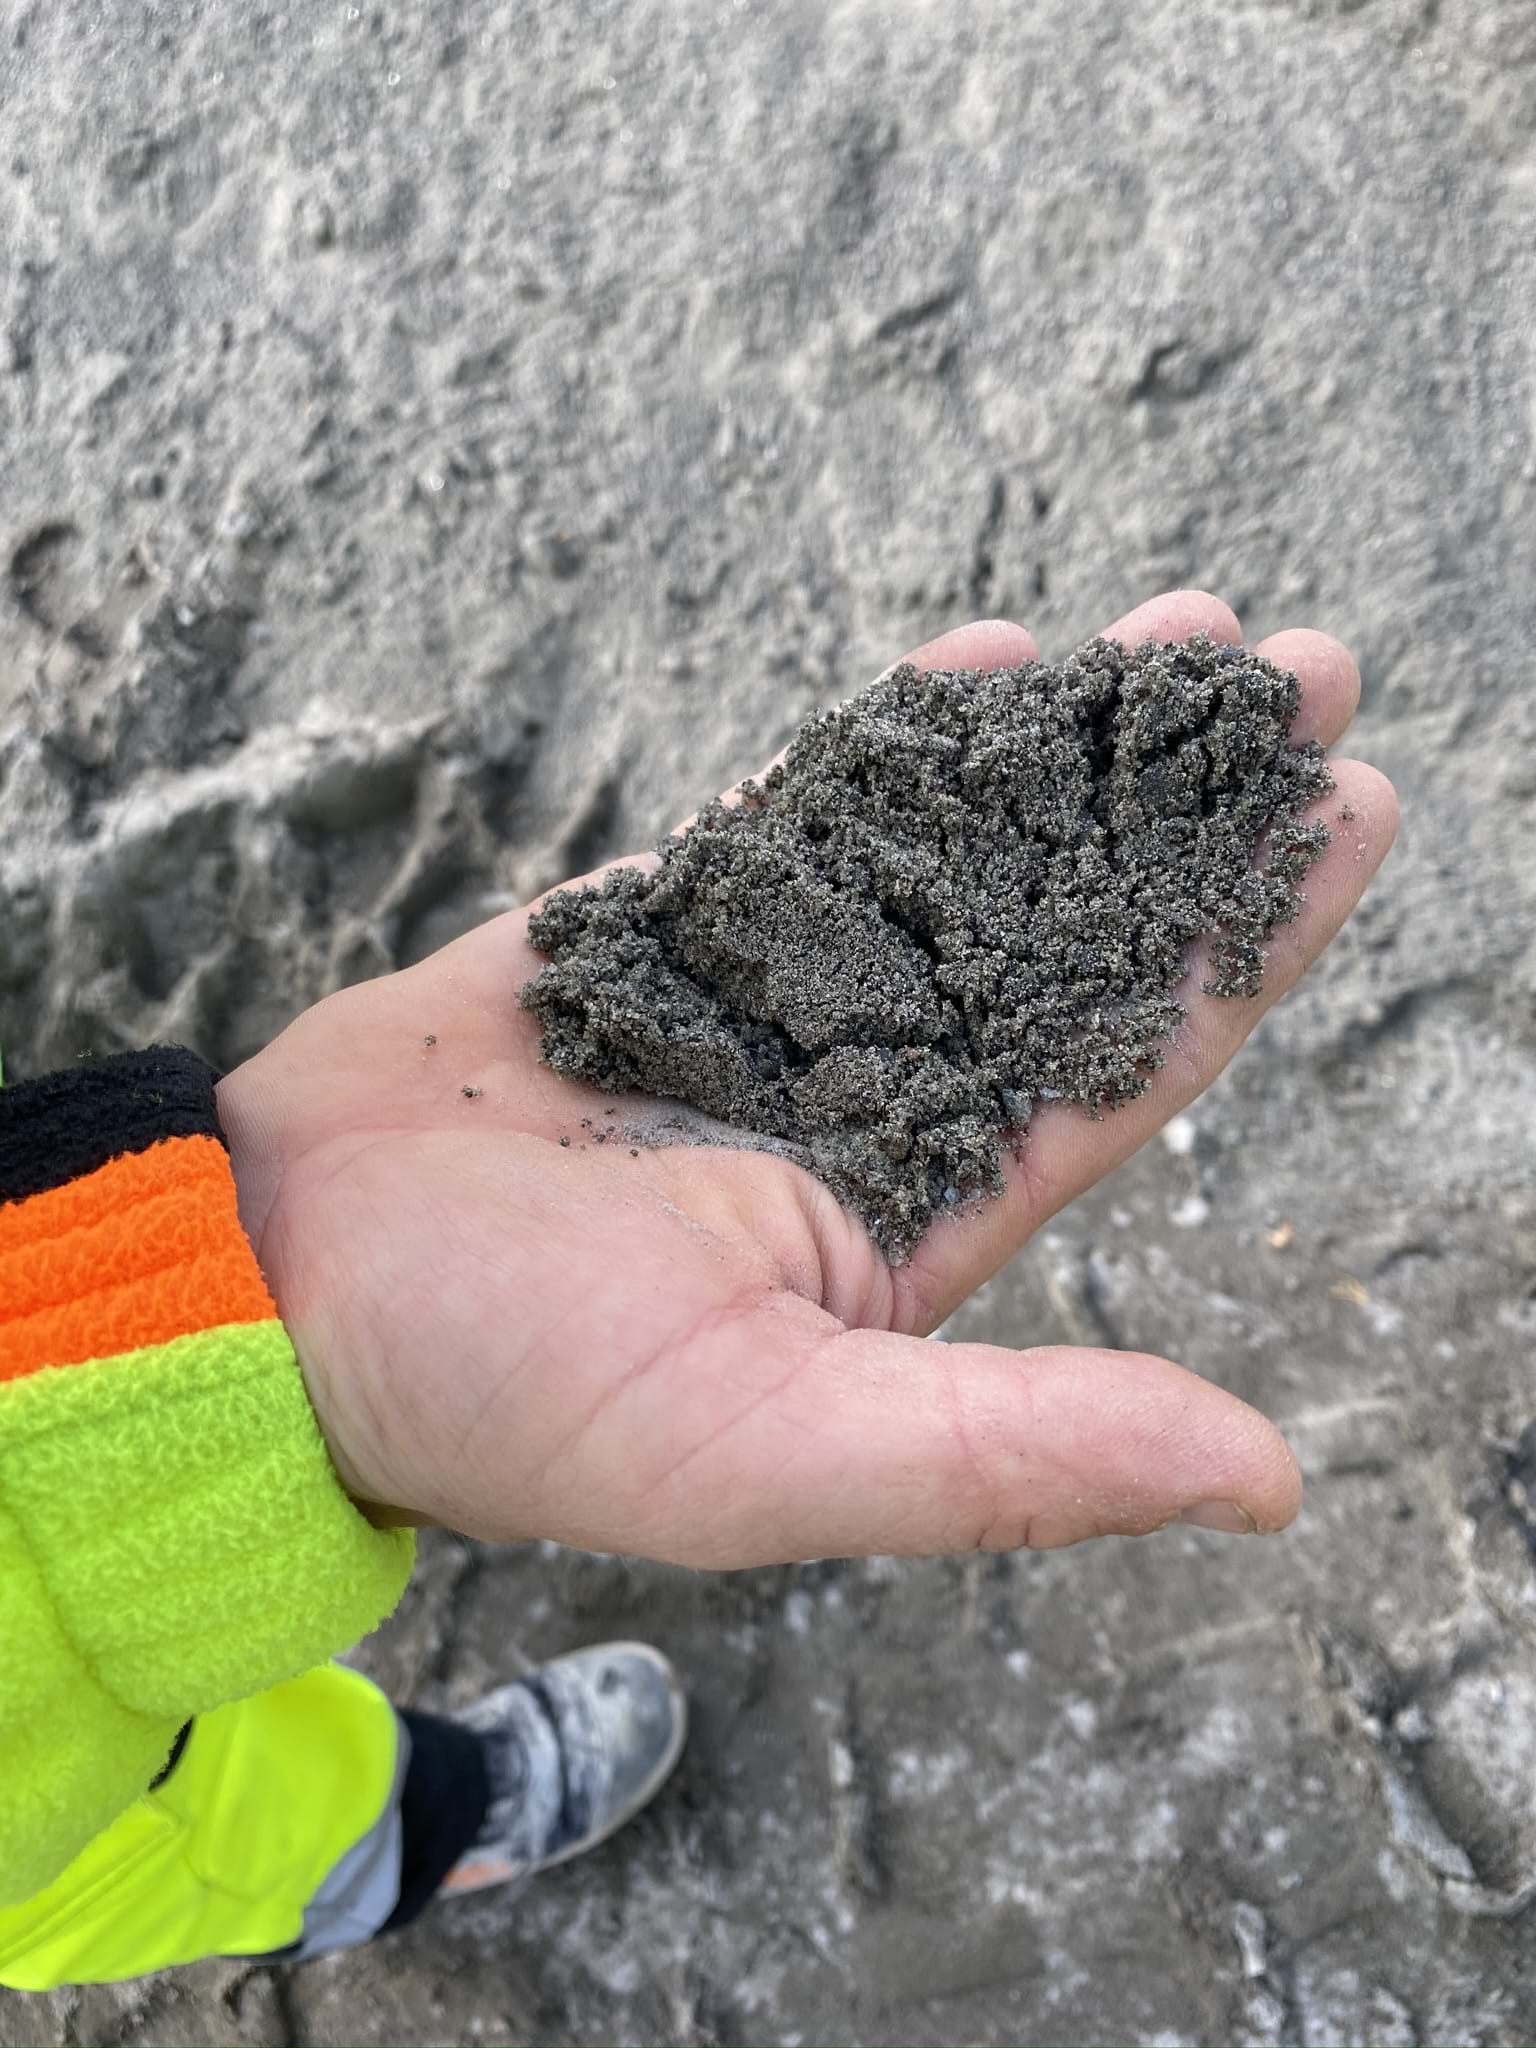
{"left": 217, "top": 1057, "right": 425, "bottom": 1529}
{"left": 215, "top": 1059, "right": 284, "bottom": 1266}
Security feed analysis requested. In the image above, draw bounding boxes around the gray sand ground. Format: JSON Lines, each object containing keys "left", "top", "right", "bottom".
{"left": 3, "top": 1, "right": 1535, "bottom": 2042}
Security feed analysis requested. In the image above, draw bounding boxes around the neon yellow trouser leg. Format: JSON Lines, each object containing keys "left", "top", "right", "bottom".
{"left": 0, "top": 1664, "right": 399, "bottom": 1991}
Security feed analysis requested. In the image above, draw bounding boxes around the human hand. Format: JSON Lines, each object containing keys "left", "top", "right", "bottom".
{"left": 218, "top": 590, "right": 1397, "bottom": 1566}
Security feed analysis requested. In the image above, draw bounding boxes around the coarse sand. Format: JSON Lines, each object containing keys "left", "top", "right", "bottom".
{"left": 522, "top": 635, "right": 1332, "bottom": 1259}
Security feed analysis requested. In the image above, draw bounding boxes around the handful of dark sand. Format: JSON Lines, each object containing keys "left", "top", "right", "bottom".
{"left": 521, "top": 635, "right": 1332, "bottom": 1261}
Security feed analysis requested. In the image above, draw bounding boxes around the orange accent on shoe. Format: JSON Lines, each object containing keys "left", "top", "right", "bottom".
{"left": 0, "top": 1137, "right": 275, "bottom": 1383}
{"left": 438, "top": 1855, "right": 519, "bottom": 1895}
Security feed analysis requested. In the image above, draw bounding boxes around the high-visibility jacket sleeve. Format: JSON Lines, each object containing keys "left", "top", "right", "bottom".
{"left": 0, "top": 1047, "right": 414, "bottom": 1908}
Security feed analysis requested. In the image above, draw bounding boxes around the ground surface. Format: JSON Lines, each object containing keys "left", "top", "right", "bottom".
{"left": 2, "top": 1, "right": 1535, "bottom": 2042}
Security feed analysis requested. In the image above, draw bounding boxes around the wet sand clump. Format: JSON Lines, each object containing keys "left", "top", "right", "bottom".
{"left": 522, "top": 634, "right": 1332, "bottom": 1259}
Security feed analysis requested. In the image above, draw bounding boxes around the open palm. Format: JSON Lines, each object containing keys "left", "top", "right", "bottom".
{"left": 217, "top": 591, "right": 1396, "bottom": 1567}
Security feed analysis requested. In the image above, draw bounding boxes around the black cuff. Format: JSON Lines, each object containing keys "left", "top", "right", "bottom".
{"left": 0, "top": 1045, "right": 224, "bottom": 1205}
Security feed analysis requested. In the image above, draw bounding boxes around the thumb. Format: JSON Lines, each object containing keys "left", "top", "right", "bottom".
{"left": 596, "top": 1307, "right": 1302, "bottom": 1569}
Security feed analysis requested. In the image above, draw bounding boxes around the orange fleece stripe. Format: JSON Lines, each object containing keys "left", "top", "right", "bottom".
{"left": 0, "top": 1138, "right": 276, "bottom": 1384}
{"left": 0, "top": 1138, "right": 247, "bottom": 1316}
{"left": 0, "top": 1133, "right": 229, "bottom": 1256}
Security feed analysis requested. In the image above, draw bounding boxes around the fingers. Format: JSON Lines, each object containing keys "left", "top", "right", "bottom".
{"left": 1253, "top": 627, "right": 1360, "bottom": 745}
{"left": 669, "top": 616, "right": 1041, "bottom": 836}
{"left": 1236, "top": 758, "right": 1396, "bottom": 988}
{"left": 902, "top": 617, "right": 1040, "bottom": 675}
{"left": 906, "top": 599, "right": 1358, "bottom": 751}
{"left": 585, "top": 1297, "right": 1301, "bottom": 1567}
{"left": 1097, "top": 598, "right": 1358, "bottom": 747}
{"left": 901, "top": 757, "right": 1398, "bottom": 1325}
{"left": 911, "top": 599, "right": 1357, "bottom": 752}
{"left": 1099, "top": 597, "right": 1358, "bottom": 749}
{"left": 888, "top": 597, "right": 1386, "bottom": 1323}
{"left": 1102, "top": 587, "right": 1242, "bottom": 649}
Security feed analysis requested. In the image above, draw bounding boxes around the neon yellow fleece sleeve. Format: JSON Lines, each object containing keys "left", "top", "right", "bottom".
{"left": 0, "top": 1046, "right": 414, "bottom": 1909}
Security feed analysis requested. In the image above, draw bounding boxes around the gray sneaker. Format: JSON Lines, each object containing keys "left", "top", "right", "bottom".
{"left": 437, "top": 1642, "right": 687, "bottom": 1897}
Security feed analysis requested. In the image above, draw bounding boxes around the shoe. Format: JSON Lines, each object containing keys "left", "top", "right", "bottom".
{"left": 437, "top": 1641, "right": 687, "bottom": 1896}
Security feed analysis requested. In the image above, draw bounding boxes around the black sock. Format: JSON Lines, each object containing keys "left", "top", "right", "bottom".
{"left": 380, "top": 1708, "right": 493, "bottom": 1933}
